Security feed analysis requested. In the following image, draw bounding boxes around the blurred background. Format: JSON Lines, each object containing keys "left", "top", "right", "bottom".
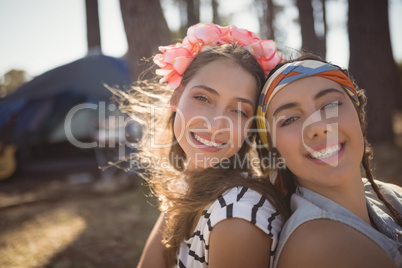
{"left": 0, "top": 0, "right": 401, "bottom": 267}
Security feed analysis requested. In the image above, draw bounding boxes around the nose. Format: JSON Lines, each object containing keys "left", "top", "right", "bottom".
{"left": 203, "top": 114, "right": 230, "bottom": 133}
{"left": 305, "top": 121, "right": 332, "bottom": 139}
{"left": 303, "top": 110, "right": 333, "bottom": 140}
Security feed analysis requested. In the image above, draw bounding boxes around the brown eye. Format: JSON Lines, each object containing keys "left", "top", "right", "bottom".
{"left": 194, "top": 95, "right": 209, "bottom": 103}
{"left": 233, "top": 109, "right": 248, "bottom": 117}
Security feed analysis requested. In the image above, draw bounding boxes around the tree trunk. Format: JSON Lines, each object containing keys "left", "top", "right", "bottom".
{"left": 255, "top": 0, "right": 275, "bottom": 40}
{"left": 348, "top": 0, "right": 399, "bottom": 142}
{"left": 85, "top": 0, "right": 101, "bottom": 53}
{"left": 266, "top": 0, "right": 275, "bottom": 39}
{"left": 321, "top": 0, "right": 327, "bottom": 48}
{"left": 318, "top": 0, "right": 327, "bottom": 57}
{"left": 185, "top": 0, "right": 200, "bottom": 28}
{"left": 296, "top": 0, "right": 326, "bottom": 57}
{"left": 211, "top": 0, "right": 221, "bottom": 25}
{"left": 119, "top": 0, "right": 171, "bottom": 80}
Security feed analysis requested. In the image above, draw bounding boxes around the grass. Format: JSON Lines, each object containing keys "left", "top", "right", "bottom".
{"left": 0, "top": 181, "right": 160, "bottom": 268}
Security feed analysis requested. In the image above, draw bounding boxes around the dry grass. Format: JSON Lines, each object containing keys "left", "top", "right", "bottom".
{"left": 0, "top": 208, "right": 86, "bottom": 268}
{"left": 0, "top": 180, "right": 160, "bottom": 268}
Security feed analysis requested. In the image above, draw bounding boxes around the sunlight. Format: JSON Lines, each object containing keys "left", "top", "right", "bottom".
{"left": 0, "top": 208, "right": 86, "bottom": 268}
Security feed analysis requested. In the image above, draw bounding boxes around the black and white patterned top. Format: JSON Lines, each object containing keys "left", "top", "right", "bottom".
{"left": 177, "top": 186, "right": 282, "bottom": 268}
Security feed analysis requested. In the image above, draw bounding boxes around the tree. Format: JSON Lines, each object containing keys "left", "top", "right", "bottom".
{"left": 177, "top": 0, "right": 200, "bottom": 37}
{"left": 211, "top": 0, "right": 221, "bottom": 25}
{"left": 185, "top": 0, "right": 200, "bottom": 28}
{"left": 85, "top": 0, "right": 102, "bottom": 53}
{"left": 256, "top": 0, "right": 276, "bottom": 40}
{"left": 120, "top": 0, "right": 171, "bottom": 80}
{"left": 348, "top": 0, "right": 400, "bottom": 142}
{"left": 296, "top": 0, "right": 326, "bottom": 57}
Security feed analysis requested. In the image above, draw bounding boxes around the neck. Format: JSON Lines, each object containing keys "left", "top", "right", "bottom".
{"left": 300, "top": 172, "right": 371, "bottom": 225}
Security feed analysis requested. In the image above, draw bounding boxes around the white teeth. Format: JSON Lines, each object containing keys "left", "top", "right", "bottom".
{"left": 193, "top": 133, "right": 224, "bottom": 147}
{"left": 310, "top": 144, "right": 341, "bottom": 159}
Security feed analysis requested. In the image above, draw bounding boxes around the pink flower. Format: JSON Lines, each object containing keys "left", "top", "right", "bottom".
{"left": 259, "top": 52, "right": 282, "bottom": 77}
{"left": 230, "top": 27, "right": 259, "bottom": 45}
{"left": 162, "top": 46, "right": 192, "bottom": 65}
{"left": 187, "top": 23, "right": 222, "bottom": 45}
{"left": 173, "top": 57, "right": 194, "bottom": 75}
{"left": 153, "top": 23, "right": 282, "bottom": 89}
{"left": 153, "top": 54, "right": 166, "bottom": 68}
{"left": 247, "top": 40, "right": 277, "bottom": 59}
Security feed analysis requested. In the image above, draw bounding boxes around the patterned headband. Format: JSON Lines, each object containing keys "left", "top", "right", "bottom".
{"left": 256, "top": 60, "right": 360, "bottom": 150}
{"left": 153, "top": 23, "right": 282, "bottom": 89}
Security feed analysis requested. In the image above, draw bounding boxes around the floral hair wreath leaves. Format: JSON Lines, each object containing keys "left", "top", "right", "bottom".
{"left": 153, "top": 23, "right": 283, "bottom": 89}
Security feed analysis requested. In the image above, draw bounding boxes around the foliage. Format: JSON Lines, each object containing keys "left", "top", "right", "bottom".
{"left": 0, "top": 69, "right": 30, "bottom": 98}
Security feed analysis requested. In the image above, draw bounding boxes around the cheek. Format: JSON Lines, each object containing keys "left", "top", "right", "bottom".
{"left": 233, "top": 118, "right": 253, "bottom": 146}
{"left": 341, "top": 107, "right": 364, "bottom": 146}
{"left": 356, "top": 133, "right": 365, "bottom": 161}
{"left": 273, "top": 126, "right": 300, "bottom": 157}
{"left": 173, "top": 113, "right": 185, "bottom": 141}
{"left": 276, "top": 138, "right": 295, "bottom": 161}
{"left": 349, "top": 114, "right": 365, "bottom": 158}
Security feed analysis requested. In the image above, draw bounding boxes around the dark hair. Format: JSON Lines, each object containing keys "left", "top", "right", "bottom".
{"left": 257, "top": 53, "right": 402, "bottom": 227}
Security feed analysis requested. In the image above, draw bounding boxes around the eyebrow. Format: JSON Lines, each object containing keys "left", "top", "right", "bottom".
{"left": 192, "top": 85, "right": 255, "bottom": 108}
{"left": 272, "top": 102, "right": 299, "bottom": 117}
{"left": 272, "top": 88, "right": 344, "bottom": 117}
{"left": 236, "top": 97, "right": 255, "bottom": 109}
{"left": 314, "top": 88, "right": 344, "bottom": 100}
{"left": 191, "top": 85, "right": 220, "bottom": 96}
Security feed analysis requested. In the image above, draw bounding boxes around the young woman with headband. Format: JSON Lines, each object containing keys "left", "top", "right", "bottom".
{"left": 256, "top": 54, "right": 402, "bottom": 267}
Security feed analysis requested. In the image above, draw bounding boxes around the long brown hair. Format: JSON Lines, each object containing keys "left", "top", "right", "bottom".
{"left": 118, "top": 44, "right": 290, "bottom": 266}
{"left": 257, "top": 53, "right": 402, "bottom": 228}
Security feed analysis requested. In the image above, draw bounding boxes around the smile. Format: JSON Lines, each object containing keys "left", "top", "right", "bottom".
{"left": 193, "top": 133, "right": 225, "bottom": 147}
{"left": 309, "top": 144, "right": 342, "bottom": 160}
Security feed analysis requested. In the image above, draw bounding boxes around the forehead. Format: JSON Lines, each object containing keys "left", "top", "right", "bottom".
{"left": 192, "top": 59, "right": 249, "bottom": 79}
{"left": 187, "top": 59, "right": 258, "bottom": 97}
{"left": 267, "top": 76, "right": 345, "bottom": 113}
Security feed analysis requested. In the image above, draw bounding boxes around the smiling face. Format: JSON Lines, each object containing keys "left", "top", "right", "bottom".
{"left": 266, "top": 76, "right": 365, "bottom": 191}
{"left": 171, "top": 59, "right": 258, "bottom": 171}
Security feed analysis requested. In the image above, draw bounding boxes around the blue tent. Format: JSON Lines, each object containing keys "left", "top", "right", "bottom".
{"left": 0, "top": 54, "right": 132, "bottom": 177}
{"left": 0, "top": 54, "right": 131, "bottom": 146}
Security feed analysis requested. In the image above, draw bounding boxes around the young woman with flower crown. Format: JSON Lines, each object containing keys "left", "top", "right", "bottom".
{"left": 256, "top": 54, "right": 402, "bottom": 267}
{"left": 134, "top": 23, "right": 289, "bottom": 268}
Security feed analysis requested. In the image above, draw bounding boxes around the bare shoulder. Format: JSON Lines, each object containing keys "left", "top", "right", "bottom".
{"left": 277, "top": 219, "right": 397, "bottom": 268}
{"left": 209, "top": 218, "right": 272, "bottom": 268}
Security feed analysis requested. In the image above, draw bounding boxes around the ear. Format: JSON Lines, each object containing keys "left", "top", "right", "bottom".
{"left": 170, "top": 99, "right": 177, "bottom": 112}
{"left": 170, "top": 88, "right": 181, "bottom": 112}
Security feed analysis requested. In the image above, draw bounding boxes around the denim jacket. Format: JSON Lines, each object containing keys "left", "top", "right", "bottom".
{"left": 273, "top": 179, "right": 402, "bottom": 267}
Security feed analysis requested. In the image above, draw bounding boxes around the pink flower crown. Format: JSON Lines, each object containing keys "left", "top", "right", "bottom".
{"left": 153, "top": 23, "right": 282, "bottom": 89}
